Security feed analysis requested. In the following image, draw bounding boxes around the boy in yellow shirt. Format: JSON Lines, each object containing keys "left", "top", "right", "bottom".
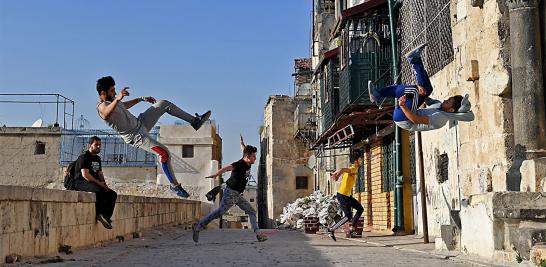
{"left": 326, "top": 151, "right": 364, "bottom": 241}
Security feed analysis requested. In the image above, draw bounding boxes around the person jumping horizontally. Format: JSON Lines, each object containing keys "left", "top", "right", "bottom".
{"left": 368, "top": 43, "right": 469, "bottom": 131}
{"left": 96, "top": 76, "right": 211, "bottom": 198}
{"left": 192, "top": 142, "right": 267, "bottom": 243}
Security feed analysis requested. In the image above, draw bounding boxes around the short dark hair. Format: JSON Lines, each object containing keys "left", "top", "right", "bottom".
{"left": 96, "top": 76, "right": 115, "bottom": 94}
{"left": 243, "top": 145, "right": 257, "bottom": 156}
{"left": 349, "top": 150, "right": 362, "bottom": 164}
{"left": 451, "top": 95, "right": 464, "bottom": 112}
{"left": 88, "top": 136, "right": 101, "bottom": 144}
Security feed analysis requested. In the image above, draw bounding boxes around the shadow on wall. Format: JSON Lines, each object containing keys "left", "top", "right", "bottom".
{"left": 170, "top": 153, "right": 199, "bottom": 174}
{"left": 506, "top": 144, "right": 525, "bottom": 191}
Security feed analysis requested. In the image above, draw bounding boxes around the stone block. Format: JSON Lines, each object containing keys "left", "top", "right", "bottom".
{"left": 12, "top": 202, "right": 30, "bottom": 233}
{"left": 77, "top": 191, "right": 95, "bottom": 203}
{"left": 32, "top": 188, "right": 78, "bottom": 203}
{"left": 8, "top": 232, "right": 23, "bottom": 256}
{"left": 0, "top": 201, "right": 15, "bottom": 234}
{"left": 520, "top": 158, "right": 546, "bottom": 192}
{"left": 0, "top": 234, "right": 9, "bottom": 263}
{"left": 47, "top": 227, "right": 60, "bottom": 255}
{"left": 530, "top": 244, "right": 546, "bottom": 266}
{"left": 60, "top": 203, "right": 77, "bottom": 227}
{"left": 508, "top": 222, "right": 546, "bottom": 260}
{"left": 0, "top": 186, "right": 33, "bottom": 201}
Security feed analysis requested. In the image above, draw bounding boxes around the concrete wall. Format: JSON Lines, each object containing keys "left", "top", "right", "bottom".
{"left": 0, "top": 127, "right": 63, "bottom": 187}
{"left": 0, "top": 185, "right": 201, "bottom": 262}
{"left": 262, "top": 96, "right": 315, "bottom": 226}
{"left": 158, "top": 123, "right": 222, "bottom": 203}
{"left": 102, "top": 166, "right": 157, "bottom": 183}
{"left": 417, "top": 0, "right": 512, "bottom": 238}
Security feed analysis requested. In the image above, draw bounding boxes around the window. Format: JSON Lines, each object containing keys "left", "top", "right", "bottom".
{"left": 437, "top": 153, "right": 449, "bottom": 183}
{"left": 249, "top": 198, "right": 255, "bottom": 202}
{"left": 182, "top": 145, "right": 194, "bottom": 158}
{"left": 240, "top": 216, "right": 248, "bottom": 222}
{"left": 296, "top": 176, "right": 308, "bottom": 190}
{"left": 382, "top": 135, "right": 396, "bottom": 192}
{"left": 106, "top": 154, "right": 124, "bottom": 164}
{"left": 34, "top": 141, "right": 46, "bottom": 155}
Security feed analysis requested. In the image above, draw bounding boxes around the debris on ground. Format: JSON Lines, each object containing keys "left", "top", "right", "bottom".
{"left": 278, "top": 191, "right": 341, "bottom": 229}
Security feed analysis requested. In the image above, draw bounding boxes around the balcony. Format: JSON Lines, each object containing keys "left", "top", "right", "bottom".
{"left": 338, "top": 8, "right": 393, "bottom": 114}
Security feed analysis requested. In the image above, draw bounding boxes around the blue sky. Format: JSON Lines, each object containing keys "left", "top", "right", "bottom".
{"left": 0, "top": 0, "right": 311, "bottom": 168}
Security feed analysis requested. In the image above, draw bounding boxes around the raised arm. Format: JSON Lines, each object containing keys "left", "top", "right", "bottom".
{"left": 205, "top": 165, "right": 235, "bottom": 179}
{"left": 330, "top": 168, "right": 351, "bottom": 182}
{"left": 399, "top": 95, "right": 429, "bottom": 125}
{"left": 240, "top": 134, "right": 246, "bottom": 152}
{"left": 97, "top": 87, "right": 129, "bottom": 120}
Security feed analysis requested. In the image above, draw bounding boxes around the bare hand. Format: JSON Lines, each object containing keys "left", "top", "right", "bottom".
{"left": 116, "top": 87, "right": 130, "bottom": 101}
{"left": 97, "top": 181, "right": 110, "bottom": 191}
{"left": 398, "top": 95, "right": 407, "bottom": 107}
{"left": 142, "top": 96, "right": 157, "bottom": 104}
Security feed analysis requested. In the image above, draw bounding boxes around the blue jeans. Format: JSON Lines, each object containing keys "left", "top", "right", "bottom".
{"left": 196, "top": 186, "right": 258, "bottom": 232}
{"left": 377, "top": 56, "right": 433, "bottom": 122}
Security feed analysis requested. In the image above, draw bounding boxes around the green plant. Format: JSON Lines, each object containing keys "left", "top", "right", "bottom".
{"left": 539, "top": 259, "right": 546, "bottom": 267}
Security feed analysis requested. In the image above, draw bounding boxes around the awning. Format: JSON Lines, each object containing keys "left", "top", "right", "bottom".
{"left": 312, "top": 105, "right": 394, "bottom": 149}
{"left": 313, "top": 47, "right": 339, "bottom": 75}
{"left": 331, "top": 0, "right": 388, "bottom": 38}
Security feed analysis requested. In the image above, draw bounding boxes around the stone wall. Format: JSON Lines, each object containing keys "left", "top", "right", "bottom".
{"left": 262, "top": 96, "right": 315, "bottom": 226}
{"left": 0, "top": 185, "right": 201, "bottom": 262}
{"left": 101, "top": 166, "right": 157, "bottom": 183}
{"left": 0, "top": 127, "right": 63, "bottom": 187}
{"left": 417, "top": 0, "right": 512, "bottom": 238}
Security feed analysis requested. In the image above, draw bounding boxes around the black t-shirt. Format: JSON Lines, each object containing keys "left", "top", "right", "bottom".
{"left": 225, "top": 158, "right": 251, "bottom": 193}
{"left": 74, "top": 151, "right": 102, "bottom": 181}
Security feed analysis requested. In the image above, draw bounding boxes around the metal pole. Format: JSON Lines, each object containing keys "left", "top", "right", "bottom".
{"left": 55, "top": 95, "right": 59, "bottom": 126}
{"left": 417, "top": 132, "right": 429, "bottom": 243}
{"left": 388, "top": 0, "right": 404, "bottom": 232}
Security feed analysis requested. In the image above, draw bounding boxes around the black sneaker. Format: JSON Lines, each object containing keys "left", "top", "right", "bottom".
{"left": 192, "top": 223, "right": 200, "bottom": 243}
{"left": 326, "top": 228, "right": 336, "bottom": 242}
{"left": 97, "top": 214, "right": 112, "bottom": 229}
{"left": 191, "top": 111, "right": 211, "bottom": 131}
{"left": 205, "top": 192, "right": 216, "bottom": 202}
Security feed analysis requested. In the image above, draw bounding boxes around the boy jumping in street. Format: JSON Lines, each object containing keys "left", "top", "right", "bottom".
{"left": 326, "top": 151, "right": 364, "bottom": 241}
{"left": 192, "top": 139, "right": 267, "bottom": 243}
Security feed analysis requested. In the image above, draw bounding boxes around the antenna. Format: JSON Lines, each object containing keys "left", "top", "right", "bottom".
{"left": 75, "top": 114, "right": 90, "bottom": 129}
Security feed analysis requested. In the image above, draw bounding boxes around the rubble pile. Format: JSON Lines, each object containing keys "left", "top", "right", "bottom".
{"left": 278, "top": 191, "right": 341, "bottom": 229}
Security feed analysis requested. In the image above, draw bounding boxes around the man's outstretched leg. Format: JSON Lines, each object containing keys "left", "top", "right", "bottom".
{"left": 138, "top": 100, "right": 211, "bottom": 132}
{"left": 192, "top": 186, "right": 238, "bottom": 242}
{"left": 405, "top": 43, "right": 433, "bottom": 96}
{"left": 236, "top": 196, "right": 267, "bottom": 242}
{"left": 139, "top": 136, "right": 190, "bottom": 198}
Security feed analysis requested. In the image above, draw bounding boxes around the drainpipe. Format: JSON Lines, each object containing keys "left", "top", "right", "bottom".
{"left": 388, "top": 0, "right": 404, "bottom": 233}
{"left": 506, "top": 0, "right": 546, "bottom": 157}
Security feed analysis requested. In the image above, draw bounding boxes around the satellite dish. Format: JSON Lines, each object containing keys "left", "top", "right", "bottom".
{"left": 31, "top": 118, "right": 44, "bottom": 127}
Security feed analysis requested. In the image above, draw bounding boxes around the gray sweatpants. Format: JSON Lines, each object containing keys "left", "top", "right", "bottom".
{"left": 132, "top": 100, "right": 196, "bottom": 185}
{"left": 196, "top": 186, "right": 258, "bottom": 232}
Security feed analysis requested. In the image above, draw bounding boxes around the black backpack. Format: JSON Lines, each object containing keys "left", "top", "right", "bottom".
{"left": 63, "top": 160, "right": 77, "bottom": 190}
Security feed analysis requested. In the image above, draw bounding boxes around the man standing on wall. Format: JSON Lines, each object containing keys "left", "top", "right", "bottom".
{"left": 96, "top": 76, "right": 211, "bottom": 198}
{"left": 73, "top": 136, "right": 117, "bottom": 229}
